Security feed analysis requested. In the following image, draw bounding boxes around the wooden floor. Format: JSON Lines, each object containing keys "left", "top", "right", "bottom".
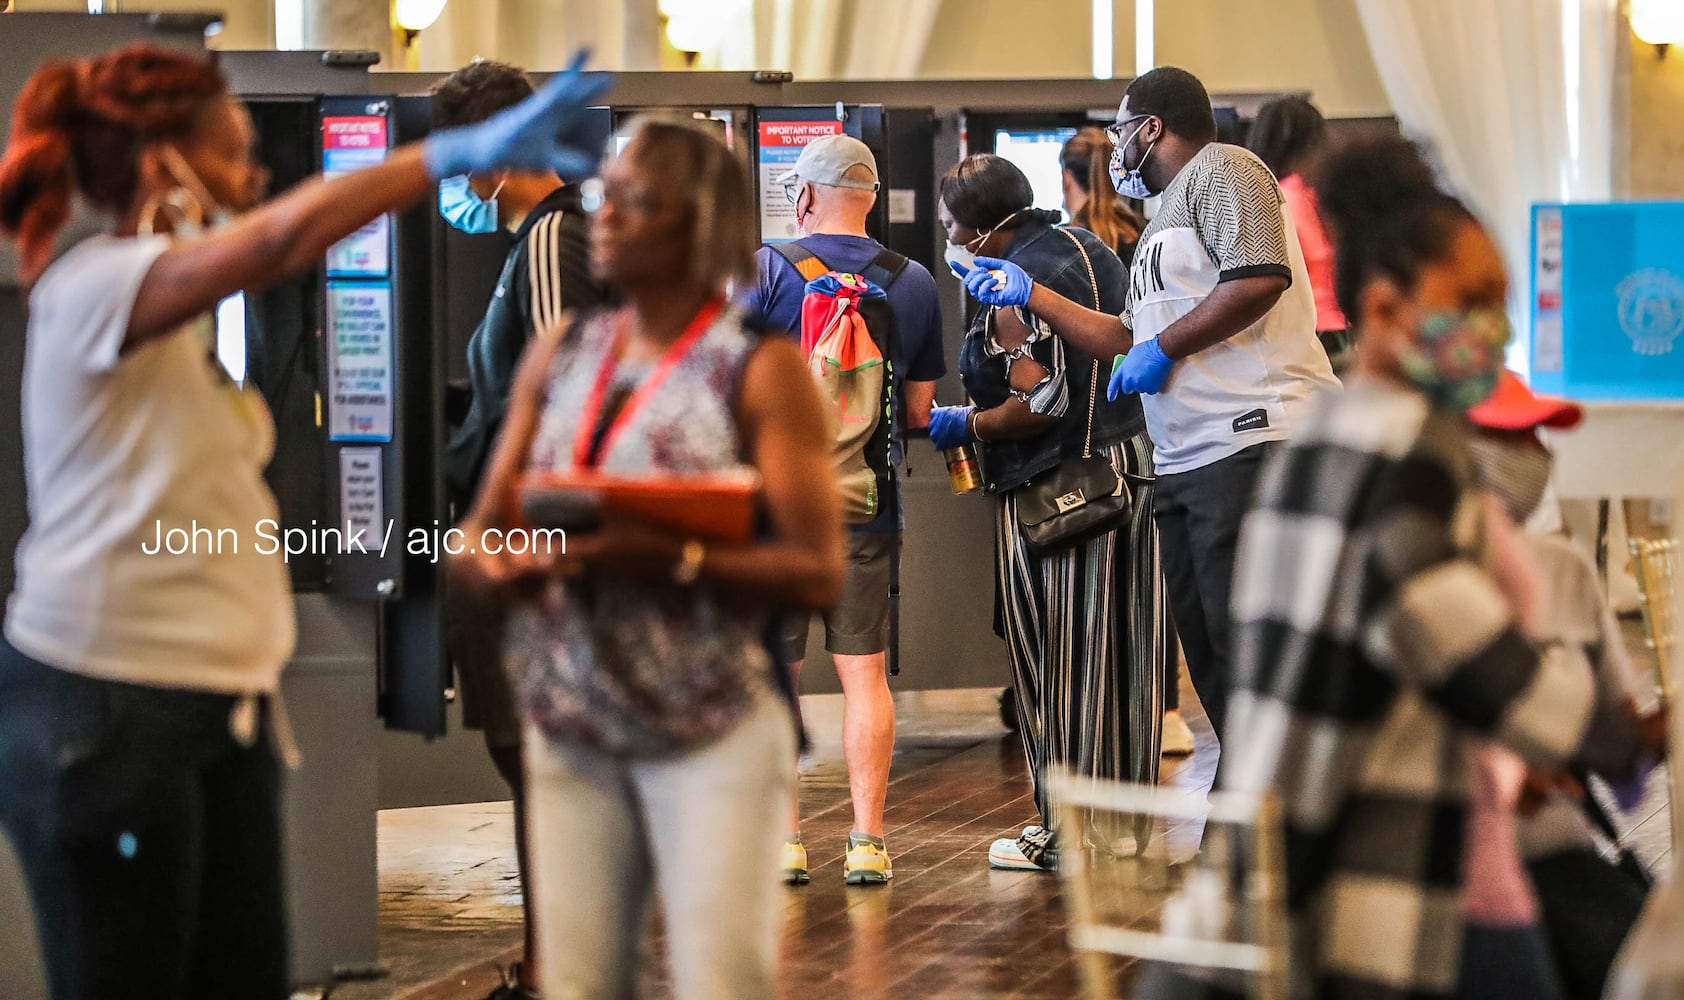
{"left": 330, "top": 616, "right": 1673, "bottom": 1000}
{"left": 331, "top": 684, "right": 1220, "bottom": 1000}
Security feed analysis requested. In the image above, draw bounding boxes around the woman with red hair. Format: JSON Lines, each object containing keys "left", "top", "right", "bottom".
{"left": 0, "top": 43, "right": 603, "bottom": 999}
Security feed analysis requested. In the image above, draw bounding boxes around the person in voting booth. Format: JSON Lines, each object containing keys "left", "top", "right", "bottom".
{"left": 958, "top": 67, "right": 1339, "bottom": 750}
{"left": 449, "top": 118, "right": 844, "bottom": 1000}
{"left": 930, "top": 153, "right": 1167, "bottom": 873}
{"left": 1188, "top": 136, "right": 1666, "bottom": 1000}
{"left": 0, "top": 44, "right": 605, "bottom": 1000}
{"left": 433, "top": 57, "right": 610, "bottom": 1000}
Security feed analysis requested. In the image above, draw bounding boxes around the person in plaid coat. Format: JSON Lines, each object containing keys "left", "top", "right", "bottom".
{"left": 1214, "top": 137, "right": 1667, "bottom": 999}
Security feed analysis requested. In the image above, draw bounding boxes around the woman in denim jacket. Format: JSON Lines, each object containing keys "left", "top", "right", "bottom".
{"left": 932, "top": 154, "right": 1170, "bottom": 871}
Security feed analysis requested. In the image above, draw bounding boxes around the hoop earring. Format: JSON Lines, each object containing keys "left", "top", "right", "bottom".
{"left": 138, "top": 188, "right": 205, "bottom": 237}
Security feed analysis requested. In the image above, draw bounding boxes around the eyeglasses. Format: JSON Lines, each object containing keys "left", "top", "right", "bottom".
{"left": 783, "top": 179, "right": 805, "bottom": 206}
{"left": 1105, "top": 115, "right": 1153, "bottom": 147}
{"left": 579, "top": 177, "right": 663, "bottom": 217}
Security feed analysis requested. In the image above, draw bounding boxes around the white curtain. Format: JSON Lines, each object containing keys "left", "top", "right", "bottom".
{"left": 1353, "top": 0, "right": 1618, "bottom": 378}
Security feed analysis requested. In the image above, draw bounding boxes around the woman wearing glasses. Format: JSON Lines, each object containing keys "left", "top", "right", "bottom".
{"left": 453, "top": 118, "right": 845, "bottom": 999}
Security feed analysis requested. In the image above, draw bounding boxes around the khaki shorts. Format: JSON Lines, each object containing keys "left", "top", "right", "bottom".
{"left": 444, "top": 580, "right": 522, "bottom": 750}
{"left": 781, "top": 530, "right": 894, "bottom": 660}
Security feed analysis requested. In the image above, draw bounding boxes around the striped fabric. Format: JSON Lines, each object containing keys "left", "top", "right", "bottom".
{"left": 525, "top": 210, "right": 579, "bottom": 338}
{"left": 1220, "top": 380, "right": 1645, "bottom": 999}
{"left": 995, "top": 431, "right": 1169, "bottom": 842}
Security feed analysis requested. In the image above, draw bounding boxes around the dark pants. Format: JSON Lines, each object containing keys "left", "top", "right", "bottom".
{"left": 0, "top": 639, "right": 288, "bottom": 1000}
{"left": 1529, "top": 849, "right": 1649, "bottom": 1000}
{"left": 1458, "top": 924, "right": 1566, "bottom": 1000}
{"left": 1152, "top": 443, "right": 1274, "bottom": 739}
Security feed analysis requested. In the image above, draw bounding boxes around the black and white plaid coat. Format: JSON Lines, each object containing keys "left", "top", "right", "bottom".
{"left": 1220, "top": 380, "right": 1643, "bottom": 999}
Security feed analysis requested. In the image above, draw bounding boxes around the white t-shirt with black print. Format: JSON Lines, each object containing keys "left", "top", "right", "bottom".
{"left": 1123, "top": 143, "right": 1338, "bottom": 475}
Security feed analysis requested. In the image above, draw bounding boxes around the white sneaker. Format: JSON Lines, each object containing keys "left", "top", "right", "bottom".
{"left": 1161, "top": 710, "right": 1195, "bottom": 757}
{"left": 988, "top": 825, "right": 1058, "bottom": 871}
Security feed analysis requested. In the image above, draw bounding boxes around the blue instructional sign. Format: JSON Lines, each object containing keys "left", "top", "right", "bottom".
{"left": 1531, "top": 202, "right": 1684, "bottom": 400}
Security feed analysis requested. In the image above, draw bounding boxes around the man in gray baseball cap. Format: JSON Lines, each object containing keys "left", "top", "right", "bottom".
{"left": 745, "top": 131, "right": 945, "bottom": 889}
{"left": 775, "top": 133, "right": 882, "bottom": 202}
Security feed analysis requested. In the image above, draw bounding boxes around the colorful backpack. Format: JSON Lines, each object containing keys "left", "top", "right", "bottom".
{"left": 772, "top": 242, "right": 908, "bottom": 523}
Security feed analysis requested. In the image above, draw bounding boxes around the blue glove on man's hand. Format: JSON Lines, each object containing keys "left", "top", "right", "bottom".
{"left": 1108, "top": 338, "right": 1174, "bottom": 399}
{"left": 959, "top": 256, "right": 1033, "bottom": 308}
{"left": 424, "top": 50, "right": 611, "bottom": 182}
{"left": 928, "top": 405, "right": 975, "bottom": 451}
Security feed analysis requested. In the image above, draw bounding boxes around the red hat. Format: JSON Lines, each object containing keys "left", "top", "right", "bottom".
{"left": 1467, "top": 370, "right": 1583, "bottom": 431}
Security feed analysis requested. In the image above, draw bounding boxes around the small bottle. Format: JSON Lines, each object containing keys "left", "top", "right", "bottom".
{"left": 944, "top": 443, "right": 981, "bottom": 494}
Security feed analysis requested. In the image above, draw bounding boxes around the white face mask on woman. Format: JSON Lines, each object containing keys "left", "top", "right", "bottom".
{"left": 943, "top": 206, "right": 1030, "bottom": 274}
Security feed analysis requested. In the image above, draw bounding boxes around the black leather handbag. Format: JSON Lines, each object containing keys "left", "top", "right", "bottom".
{"left": 1015, "top": 229, "right": 1131, "bottom": 554}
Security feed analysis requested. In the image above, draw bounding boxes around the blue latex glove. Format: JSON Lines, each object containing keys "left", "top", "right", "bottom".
{"left": 1108, "top": 338, "right": 1174, "bottom": 398}
{"left": 423, "top": 50, "right": 611, "bottom": 182}
{"left": 928, "top": 405, "right": 975, "bottom": 451}
{"left": 959, "top": 256, "right": 1033, "bottom": 308}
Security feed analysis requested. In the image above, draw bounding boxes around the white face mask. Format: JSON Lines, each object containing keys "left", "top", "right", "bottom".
{"left": 944, "top": 243, "right": 977, "bottom": 274}
{"left": 944, "top": 206, "right": 1029, "bottom": 275}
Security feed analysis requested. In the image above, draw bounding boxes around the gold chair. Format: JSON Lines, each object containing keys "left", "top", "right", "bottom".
{"left": 1629, "top": 537, "right": 1681, "bottom": 852}
{"left": 1049, "top": 769, "right": 1287, "bottom": 1000}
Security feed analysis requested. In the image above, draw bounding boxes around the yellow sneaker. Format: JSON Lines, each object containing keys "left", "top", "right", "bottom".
{"left": 844, "top": 833, "right": 892, "bottom": 885}
{"left": 782, "top": 838, "right": 809, "bottom": 885}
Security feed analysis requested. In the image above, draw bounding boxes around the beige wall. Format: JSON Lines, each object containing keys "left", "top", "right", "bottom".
{"left": 917, "top": 0, "right": 1092, "bottom": 78}
{"left": 15, "top": 0, "right": 274, "bottom": 49}
{"left": 1627, "top": 35, "right": 1684, "bottom": 198}
{"left": 917, "top": 0, "right": 1386, "bottom": 112}
{"left": 1155, "top": 0, "right": 1388, "bottom": 116}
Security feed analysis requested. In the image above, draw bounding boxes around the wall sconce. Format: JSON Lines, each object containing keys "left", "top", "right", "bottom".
{"left": 393, "top": 0, "right": 448, "bottom": 68}
{"left": 1632, "top": 0, "right": 1684, "bottom": 58}
{"left": 661, "top": 0, "right": 728, "bottom": 66}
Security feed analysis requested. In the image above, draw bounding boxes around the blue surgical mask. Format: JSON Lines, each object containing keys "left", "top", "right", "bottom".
{"left": 1110, "top": 121, "right": 1156, "bottom": 200}
{"left": 439, "top": 175, "right": 505, "bottom": 234}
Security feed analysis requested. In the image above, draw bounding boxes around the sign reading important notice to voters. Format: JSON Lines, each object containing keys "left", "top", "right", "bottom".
{"left": 322, "top": 116, "right": 390, "bottom": 278}
{"left": 758, "top": 120, "right": 845, "bottom": 244}
{"left": 326, "top": 282, "right": 394, "bottom": 442}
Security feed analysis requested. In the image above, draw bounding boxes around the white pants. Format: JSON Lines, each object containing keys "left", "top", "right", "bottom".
{"left": 524, "top": 693, "right": 796, "bottom": 1000}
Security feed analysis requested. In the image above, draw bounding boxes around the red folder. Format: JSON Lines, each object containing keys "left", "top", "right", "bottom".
{"left": 517, "top": 469, "right": 762, "bottom": 544}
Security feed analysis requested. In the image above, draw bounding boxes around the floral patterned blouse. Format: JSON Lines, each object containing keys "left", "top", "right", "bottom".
{"left": 507, "top": 303, "right": 776, "bottom": 757}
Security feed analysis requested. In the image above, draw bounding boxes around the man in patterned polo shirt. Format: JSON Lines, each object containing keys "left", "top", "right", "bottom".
{"left": 959, "top": 67, "right": 1338, "bottom": 741}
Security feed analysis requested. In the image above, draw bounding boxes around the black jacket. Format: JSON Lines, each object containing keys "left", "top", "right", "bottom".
{"left": 958, "top": 223, "right": 1143, "bottom": 494}
{"left": 445, "top": 185, "right": 606, "bottom": 508}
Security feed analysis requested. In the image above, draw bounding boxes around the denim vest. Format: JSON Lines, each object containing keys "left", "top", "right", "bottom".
{"left": 957, "top": 224, "right": 1145, "bottom": 494}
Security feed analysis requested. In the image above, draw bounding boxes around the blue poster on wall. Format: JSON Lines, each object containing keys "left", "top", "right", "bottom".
{"left": 1531, "top": 202, "right": 1684, "bottom": 400}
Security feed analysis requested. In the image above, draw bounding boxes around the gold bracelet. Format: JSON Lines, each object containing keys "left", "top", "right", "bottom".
{"left": 672, "top": 539, "right": 706, "bottom": 585}
{"left": 967, "top": 409, "right": 986, "bottom": 443}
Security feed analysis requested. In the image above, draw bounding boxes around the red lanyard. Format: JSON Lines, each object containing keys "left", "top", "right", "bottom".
{"left": 571, "top": 298, "right": 724, "bottom": 469}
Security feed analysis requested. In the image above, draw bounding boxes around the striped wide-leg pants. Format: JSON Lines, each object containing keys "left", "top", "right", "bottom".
{"left": 994, "top": 431, "right": 1169, "bottom": 837}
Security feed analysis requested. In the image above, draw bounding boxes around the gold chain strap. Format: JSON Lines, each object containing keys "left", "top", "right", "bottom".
{"left": 1057, "top": 227, "right": 1102, "bottom": 460}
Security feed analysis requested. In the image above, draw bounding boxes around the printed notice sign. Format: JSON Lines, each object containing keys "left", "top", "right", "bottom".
{"left": 338, "top": 447, "right": 385, "bottom": 552}
{"left": 758, "top": 120, "right": 845, "bottom": 244}
{"left": 323, "top": 116, "right": 390, "bottom": 277}
{"left": 1533, "top": 207, "right": 1565, "bottom": 374}
{"left": 326, "top": 282, "right": 394, "bottom": 442}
